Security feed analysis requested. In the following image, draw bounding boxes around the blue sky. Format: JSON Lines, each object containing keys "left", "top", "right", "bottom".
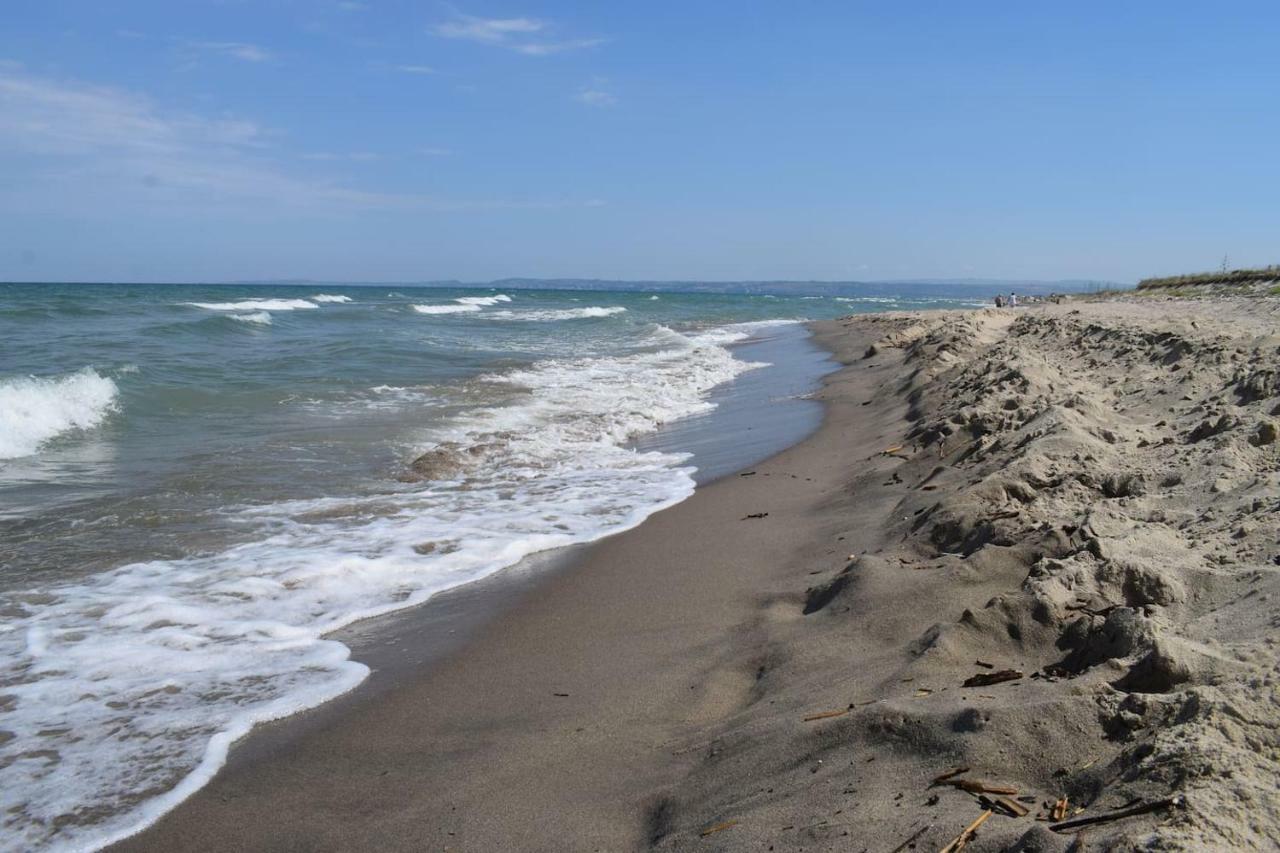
{"left": 1, "top": 2, "right": 1277, "bottom": 284}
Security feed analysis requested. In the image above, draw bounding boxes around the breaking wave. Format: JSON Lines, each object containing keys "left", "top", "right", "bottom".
{"left": 491, "top": 306, "right": 627, "bottom": 321}
{"left": 229, "top": 312, "right": 272, "bottom": 326}
{"left": 0, "top": 368, "right": 120, "bottom": 460}
{"left": 186, "top": 299, "right": 318, "bottom": 311}
{"left": 413, "top": 303, "right": 482, "bottom": 315}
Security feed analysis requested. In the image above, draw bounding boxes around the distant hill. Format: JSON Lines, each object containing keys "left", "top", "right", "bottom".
{"left": 1137, "top": 266, "right": 1279, "bottom": 291}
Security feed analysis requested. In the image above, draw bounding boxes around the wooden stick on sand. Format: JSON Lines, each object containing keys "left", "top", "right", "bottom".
{"left": 939, "top": 809, "right": 992, "bottom": 853}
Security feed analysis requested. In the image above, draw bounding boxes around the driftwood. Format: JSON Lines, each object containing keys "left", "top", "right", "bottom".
{"left": 948, "top": 779, "right": 1018, "bottom": 796}
{"left": 1052, "top": 796, "right": 1069, "bottom": 821}
{"left": 980, "top": 795, "right": 1029, "bottom": 817}
{"left": 1049, "top": 796, "right": 1184, "bottom": 834}
{"left": 931, "top": 767, "right": 971, "bottom": 784}
{"left": 700, "top": 820, "right": 737, "bottom": 837}
{"left": 940, "top": 809, "right": 992, "bottom": 853}
{"left": 802, "top": 708, "right": 850, "bottom": 722}
{"left": 962, "top": 669, "right": 1023, "bottom": 688}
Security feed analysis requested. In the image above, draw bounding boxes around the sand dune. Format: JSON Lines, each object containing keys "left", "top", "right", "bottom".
{"left": 663, "top": 296, "right": 1280, "bottom": 851}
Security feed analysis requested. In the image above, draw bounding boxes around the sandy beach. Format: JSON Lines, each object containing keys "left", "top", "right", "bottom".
{"left": 115, "top": 293, "right": 1280, "bottom": 852}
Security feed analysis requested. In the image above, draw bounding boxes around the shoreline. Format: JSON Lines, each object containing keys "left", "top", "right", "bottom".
{"left": 115, "top": 296, "right": 1280, "bottom": 851}
{"left": 112, "top": 316, "right": 889, "bottom": 852}
{"left": 101, "top": 319, "right": 840, "bottom": 850}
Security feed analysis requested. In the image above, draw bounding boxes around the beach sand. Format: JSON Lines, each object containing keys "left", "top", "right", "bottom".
{"left": 116, "top": 294, "right": 1280, "bottom": 852}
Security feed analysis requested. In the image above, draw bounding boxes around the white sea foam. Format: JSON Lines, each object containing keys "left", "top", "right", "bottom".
{"left": 490, "top": 306, "right": 627, "bottom": 321}
{"left": 310, "top": 294, "right": 353, "bottom": 303}
{"left": 0, "top": 368, "right": 120, "bottom": 460}
{"left": 0, "top": 322, "right": 768, "bottom": 851}
{"left": 229, "top": 311, "right": 272, "bottom": 326}
{"left": 454, "top": 294, "right": 512, "bottom": 306}
{"left": 298, "top": 385, "right": 448, "bottom": 416}
{"left": 186, "top": 299, "right": 318, "bottom": 311}
{"left": 412, "top": 303, "right": 482, "bottom": 315}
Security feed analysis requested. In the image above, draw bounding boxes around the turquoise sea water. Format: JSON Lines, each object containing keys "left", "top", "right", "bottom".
{"left": 0, "top": 283, "right": 983, "bottom": 850}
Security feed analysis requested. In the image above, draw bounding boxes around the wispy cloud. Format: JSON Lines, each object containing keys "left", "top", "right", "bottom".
{"left": 435, "top": 15, "right": 544, "bottom": 44}
{"left": 396, "top": 64, "right": 439, "bottom": 75}
{"left": 418, "top": 147, "right": 452, "bottom": 156}
{"left": 302, "top": 151, "right": 380, "bottom": 162}
{"left": 0, "top": 71, "right": 392, "bottom": 208}
{"left": 189, "top": 41, "right": 274, "bottom": 63}
{"left": 0, "top": 70, "right": 600, "bottom": 213}
{"left": 432, "top": 13, "right": 605, "bottom": 56}
{"left": 574, "top": 82, "right": 617, "bottom": 107}
{"left": 512, "top": 38, "right": 605, "bottom": 56}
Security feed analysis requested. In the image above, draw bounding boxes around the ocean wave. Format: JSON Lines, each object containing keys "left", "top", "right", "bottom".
{"left": 454, "top": 294, "right": 512, "bottom": 306}
{"left": 490, "top": 306, "right": 627, "bottom": 321}
{"left": 310, "top": 294, "right": 353, "bottom": 303}
{"left": 229, "top": 311, "right": 273, "bottom": 326}
{"left": 0, "top": 322, "right": 763, "bottom": 850}
{"left": 0, "top": 368, "right": 120, "bottom": 460}
{"left": 186, "top": 299, "right": 318, "bottom": 311}
{"left": 412, "top": 303, "right": 482, "bottom": 315}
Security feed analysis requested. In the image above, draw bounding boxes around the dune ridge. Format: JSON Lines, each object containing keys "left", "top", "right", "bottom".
{"left": 657, "top": 296, "right": 1280, "bottom": 851}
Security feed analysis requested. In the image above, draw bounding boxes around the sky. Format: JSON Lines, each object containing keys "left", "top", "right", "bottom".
{"left": 1, "top": 2, "right": 1277, "bottom": 284}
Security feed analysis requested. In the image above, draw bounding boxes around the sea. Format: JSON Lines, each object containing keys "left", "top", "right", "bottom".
{"left": 0, "top": 283, "right": 985, "bottom": 850}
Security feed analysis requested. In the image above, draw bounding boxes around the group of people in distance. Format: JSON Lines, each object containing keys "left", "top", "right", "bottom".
{"left": 994, "top": 292, "right": 1019, "bottom": 308}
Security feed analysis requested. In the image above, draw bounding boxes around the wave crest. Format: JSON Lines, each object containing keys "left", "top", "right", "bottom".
{"left": 0, "top": 368, "right": 120, "bottom": 459}
{"left": 455, "top": 294, "right": 512, "bottom": 306}
{"left": 492, "top": 306, "right": 627, "bottom": 321}
{"left": 413, "top": 304, "right": 482, "bottom": 315}
{"left": 186, "top": 299, "right": 318, "bottom": 311}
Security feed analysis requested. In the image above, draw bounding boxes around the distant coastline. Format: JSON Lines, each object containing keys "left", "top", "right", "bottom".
{"left": 0, "top": 276, "right": 1126, "bottom": 298}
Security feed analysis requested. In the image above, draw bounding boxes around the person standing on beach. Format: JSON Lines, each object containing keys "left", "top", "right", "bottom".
{"left": 1008, "top": 292, "right": 1018, "bottom": 307}
{"left": 994, "top": 294, "right": 1005, "bottom": 307}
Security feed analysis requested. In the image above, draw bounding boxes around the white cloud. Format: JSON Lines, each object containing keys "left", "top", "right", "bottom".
{"left": 0, "top": 70, "right": 600, "bottom": 213}
{"left": 575, "top": 86, "right": 616, "bottom": 107}
{"left": 418, "top": 147, "right": 452, "bottom": 156}
{"left": 0, "top": 71, "right": 391, "bottom": 208}
{"left": 0, "top": 73, "right": 264, "bottom": 154}
{"left": 190, "top": 41, "right": 274, "bottom": 63}
{"left": 434, "top": 15, "right": 545, "bottom": 44}
{"left": 396, "top": 64, "right": 439, "bottom": 75}
{"left": 514, "top": 38, "right": 606, "bottom": 56}
{"left": 432, "top": 13, "right": 604, "bottom": 56}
